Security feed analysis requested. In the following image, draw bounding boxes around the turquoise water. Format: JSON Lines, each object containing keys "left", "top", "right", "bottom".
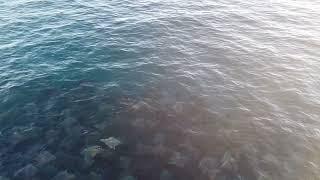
{"left": 1, "top": 0, "right": 320, "bottom": 179}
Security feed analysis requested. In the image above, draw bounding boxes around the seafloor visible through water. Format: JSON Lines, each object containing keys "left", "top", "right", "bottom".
{"left": 1, "top": 0, "right": 320, "bottom": 179}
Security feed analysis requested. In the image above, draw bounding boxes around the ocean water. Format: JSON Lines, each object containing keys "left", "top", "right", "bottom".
{"left": 1, "top": 0, "right": 320, "bottom": 179}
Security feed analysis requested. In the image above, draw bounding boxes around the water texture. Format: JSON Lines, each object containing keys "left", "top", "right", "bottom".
{"left": 0, "top": 0, "right": 320, "bottom": 179}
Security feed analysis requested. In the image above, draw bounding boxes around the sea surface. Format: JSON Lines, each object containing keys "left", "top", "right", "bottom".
{"left": 1, "top": 0, "right": 320, "bottom": 179}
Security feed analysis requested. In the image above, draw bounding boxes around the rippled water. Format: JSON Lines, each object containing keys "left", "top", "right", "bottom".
{"left": 1, "top": 0, "right": 320, "bottom": 179}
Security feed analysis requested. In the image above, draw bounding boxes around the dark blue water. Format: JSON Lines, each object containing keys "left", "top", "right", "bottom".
{"left": 1, "top": 0, "right": 320, "bottom": 179}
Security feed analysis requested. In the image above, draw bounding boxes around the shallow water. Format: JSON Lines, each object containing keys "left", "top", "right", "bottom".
{"left": 1, "top": 0, "right": 320, "bottom": 179}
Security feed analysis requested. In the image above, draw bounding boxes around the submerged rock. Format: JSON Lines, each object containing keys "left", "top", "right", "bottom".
{"left": 34, "top": 151, "right": 56, "bottom": 166}
{"left": 51, "top": 171, "right": 75, "bottom": 180}
{"left": 100, "top": 137, "right": 121, "bottom": 150}
{"left": 14, "top": 164, "right": 38, "bottom": 179}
